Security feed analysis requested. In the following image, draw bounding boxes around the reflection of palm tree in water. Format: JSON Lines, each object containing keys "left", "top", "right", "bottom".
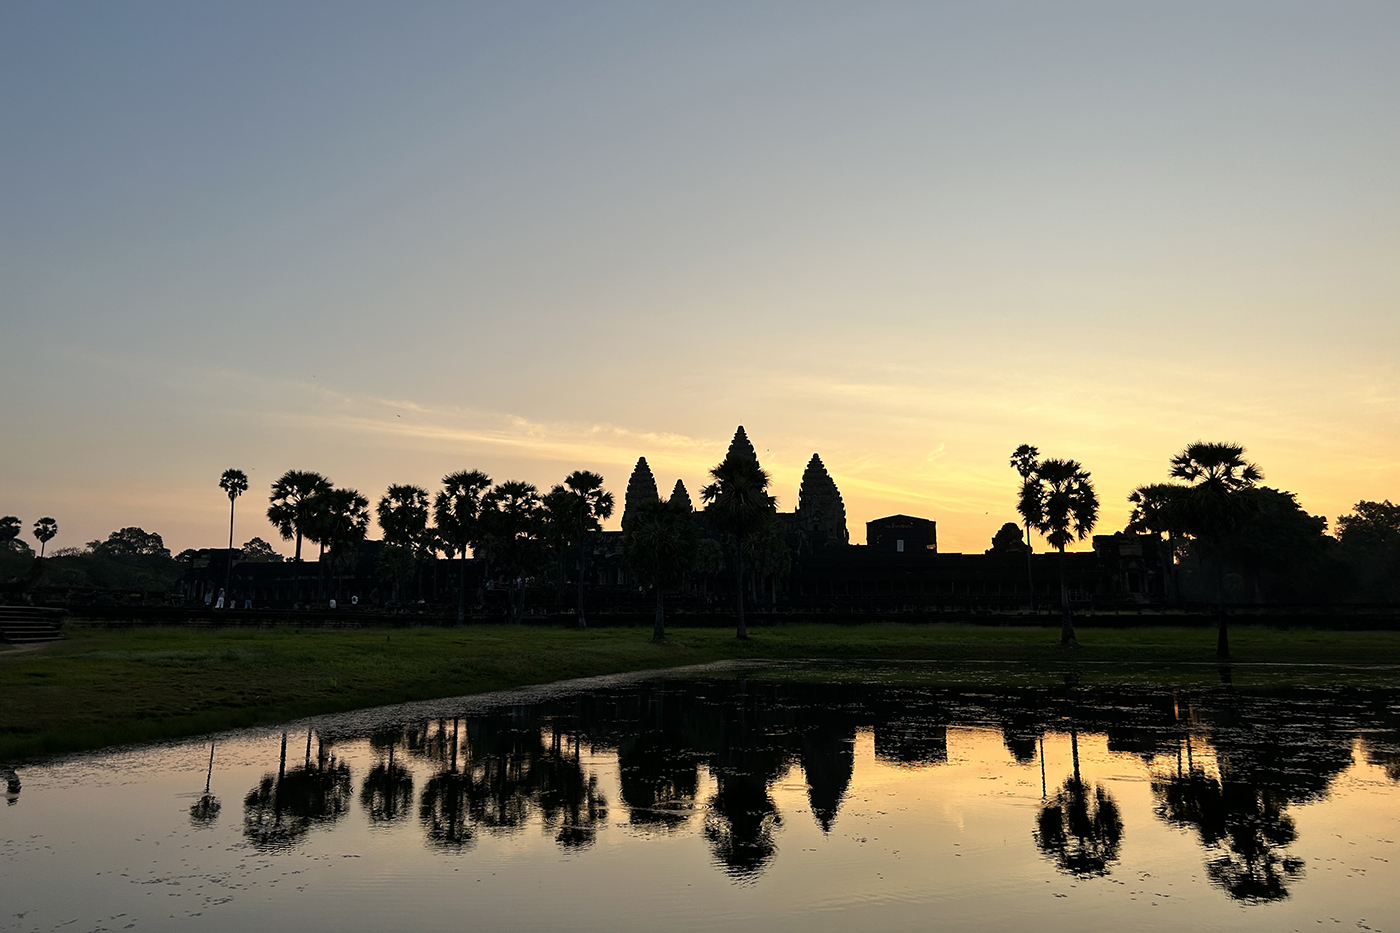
{"left": 243, "top": 730, "right": 353, "bottom": 851}
{"left": 704, "top": 769, "right": 781, "bottom": 880}
{"left": 1152, "top": 731, "right": 1303, "bottom": 902}
{"left": 538, "top": 728, "right": 609, "bottom": 848}
{"left": 189, "top": 741, "right": 221, "bottom": 827}
{"left": 360, "top": 743, "right": 414, "bottom": 825}
{"left": 1033, "top": 728, "right": 1124, "bottom": 877}
{"left": 703, "top": 687, "right": 788, "bottom": 881}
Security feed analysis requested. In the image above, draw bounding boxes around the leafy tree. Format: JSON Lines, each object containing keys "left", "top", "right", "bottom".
{"left": 479, "top": 481, "right": 544, "bottom": 622}
{"left": 240, "top": 537, "right": 284, "bottom": 562}
{"left": 93, "top": 526, "right": 171, "bottom": 560}
{"left": 377, "top": 484, "right": 430, "bottom": 600}
{"left": 1132, "top": 442, "right": 1263, "bottom": 657}
{"left": 746, "top": 517, "right": 791, "bottom": 611}
{"left": 377, "top": 485, "right": 430, "bottom": 548}
{"left": 1009, "top": 444, "right": 1040, "bottom": 607}
{"left": 701, "top": 454, "right": 776, "bottom": 640}
{"left": 266, "top": 471, "right": 332, "bottom": 562}
{"left": 623, "top": 496, "right": 698, "bottom": 642}
{"left": 317, "top": 488, "right": 370, "bottom": 595}
{"left": 692, "top": 538, "right": 725, "bottom": 597}
{"left": 32, "top": 517, "right": 58, "bottom": 558}
{"left": 1221, "top": 487, "right": 1333, "bottom": 604}
{"left": 986, "top": 522, "right": 1028, "bottom": 555}
{"left": 0, "top": 516, "right": 23, "bottom": 550}
{"left": 434, "top": 470, "right": 493, "bottom": 624}
{"left": 1126, "top": 482, "right": 1193, "bottom": 601}
{"left": 1337, "top": 499, "right": 1400, "bottom": 548}
{"left": 218, "top": 468, "right": 249, "bottom": 599}
{"left": 1336, "top": 500, "right": 1400, "bottom": 602}
{"left": 1017, "top": 457, "right": 1099, "bottom": 647}
{"left": 544, "top": 471, "right": 615, "bottom": 629}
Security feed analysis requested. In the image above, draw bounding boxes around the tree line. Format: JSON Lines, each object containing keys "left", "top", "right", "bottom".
{"left": 1005, "top": 440, "right": 1400, "bottom": 656}
{"left": 4, "top": 436, "right": 1397, "bottom": 649}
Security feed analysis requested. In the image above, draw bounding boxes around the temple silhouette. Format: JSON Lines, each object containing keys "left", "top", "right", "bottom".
{"left": 178, "top": 425, "right": 1168, "bottom": 613}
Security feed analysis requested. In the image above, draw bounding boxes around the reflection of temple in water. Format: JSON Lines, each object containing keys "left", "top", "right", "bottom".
{"left": 234, "top": 678, "right": 1400, "bottom": 899}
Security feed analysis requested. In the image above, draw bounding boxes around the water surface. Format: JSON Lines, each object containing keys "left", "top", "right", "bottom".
{"left": 4, "top": 662, "right": 1399, "bottom": 932}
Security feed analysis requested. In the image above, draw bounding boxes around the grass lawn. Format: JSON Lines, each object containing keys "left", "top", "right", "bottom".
{"left": 4, "top": 621, "right": 1399, "bottom": 763}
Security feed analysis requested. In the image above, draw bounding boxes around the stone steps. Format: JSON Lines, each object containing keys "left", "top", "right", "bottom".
{"left": 0, "top": 607, "right": 66, "bottom": 644}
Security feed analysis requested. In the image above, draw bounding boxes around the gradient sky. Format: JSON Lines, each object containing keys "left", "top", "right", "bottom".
{"left": 3, "top": 1, "right": 1397, "bottom": 556}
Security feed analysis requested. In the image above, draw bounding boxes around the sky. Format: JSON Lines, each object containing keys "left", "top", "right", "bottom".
{"left": 2, "top": 1, "right": 1397, "bottom": 556}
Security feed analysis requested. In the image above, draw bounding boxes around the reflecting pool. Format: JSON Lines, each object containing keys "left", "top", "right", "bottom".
{"left": 4, "top": 662, "right": 1400, "bottom": 932}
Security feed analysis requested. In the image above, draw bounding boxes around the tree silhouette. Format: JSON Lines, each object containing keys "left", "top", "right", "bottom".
{"left": 317, "top": 488, "right": 370, "bottom": 599}
{"left": 360, "top": 746, "right": 414, "bottom": 825}
{"left": 987, "top": 522, "right": 1029, "bottom": 555}
{"left": 537, "top": 734, "right": 609, "bottom": 848}
{"left": 701, "top": 430, "right": 776, "bottom": 640}
{"left": 266, "top": 470, "right": 332, "bottom": 563}
{"left": 1153, "top": 761, "right": 1303, "bottom": 902}
{"left": 0, "top": 516, "right": 24, "bottom": 552}
{"left": 1009, "top": 444, "right": 1040, "bottom": 608}
{"left": 218, "top": 468, "right": 248, "bottom": 603}
{"left": 377, "top": 485, "right": 430, "bottom": 549}
{"left": 377, "top": 484, "right": 430, "bottom": 601}
{"left": 243, "top": 737, "right": 352, "bottom": 851}
{"left": 1033, "top": 729, "right": 1123, "bottom": 877}
{"left": 617, "top": 732, "right": 699, "bottom": 832}
{"left": 419, "top": 770, "right": 477, "bottom": 850}
{"left": 478, "top": 482, "right": 544, "bottom": 622}
{"left": 1017, "top": 458, "right": 1099, "bottom": 646}
{"left": 623, "top": 496, "right": 698, "bottom": 642}
{"left": 1129, "top": 442, "right": 1261, "bottom": 657}
{"left": 545, "top": 471, "right": 615, "bottom": 629}
{"left": 32, "top": 517, "right": 57, "bottom": 558}
{"left": 1126, "top": 481, "right": 1193, "bottom": 603}
{"left": 240, "top": 536, "right": 283, "bottom": 562}
{"left": 434, "top": 470, "right": 492, "bottom": 624}
{"left": 189, "top": 741, "right": 221, "bottom": 828}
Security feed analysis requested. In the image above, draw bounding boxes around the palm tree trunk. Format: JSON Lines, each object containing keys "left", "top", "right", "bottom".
{"left": 224, "top": 497, "right": 236, "bottom": 607}
{"left": 457, "top": 550, "right": 467, "bottom": 625}
{"left": 653, "top": 584, "right": 665, "bottom": 643}
{"left": 1058, "top": 546, "right": 1077, "bottom": 647}
{"left": 734, "top": 549, "right": 747, "bottom": 640}
{"left": 1023, "top": 519, "right": 1036, "bottom": 612}
{"left": 1215, "top": 554, "right": 1230, "bottom": 659}
{"left": 577, "top": 541, "right": 587, "bottom": 629}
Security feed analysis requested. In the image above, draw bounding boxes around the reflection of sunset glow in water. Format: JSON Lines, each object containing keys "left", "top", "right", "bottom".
{"left": 3, "top": 672, "right": 1400, "bottom": 932}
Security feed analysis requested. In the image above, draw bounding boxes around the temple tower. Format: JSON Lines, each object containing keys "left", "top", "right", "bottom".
{"left": 795, "top": 453, "right": 848, "bottom": 546}
{"left": 670, "top": 479, "right": 693, "bottom": 512}
{"left": 724, "top": 425, "right": 760, "bottom": 469}
{"left": 622, "top": 457, "right": 659, "bottom": 527}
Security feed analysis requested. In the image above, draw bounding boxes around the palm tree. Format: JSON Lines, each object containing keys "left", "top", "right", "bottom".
{"left": 1126, "top": 481, "right": 1193, "bottom": 603}
{"left": 218, "top": 469, "right": 249, "bottom": 603}
{"left": 318, "top": 488, "right": 370, "bottom": 600}
{"left": 701, "top": 456, "right": 776, "bottom": 640}
{"left": 623, "top": 496, "right": 698, "bottom": 642}
{"left": 0, "top": 516, "right": 22, "bottom": 549}
{"left": 546, "top": 471, "right": 615, "bottom": 629}
{"left": 377, "top": 485, "right": 430, "bottom": 548}
{"left": 32, "top": 517, "right": 58, "bottom": 558}
{"left": 479, "top": 481, "right": 544, "bottom": 622}
{"left": 1168, "top": 441, "right": 1262, "bottom": 658}
{"left": 434, "top": 470, "right": 492, "bottom": 624}
{"left": 1017, "top": 457, "right": 1099, "bottom": 647}
{"left": 377, "top": 484, "right": 430, "bottom": 600}
{"left": 266, "top": 470, "right": 332, "bottom": 562}
{"left": 1009, "top": 444, "right": 1040, "bottom": 610}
